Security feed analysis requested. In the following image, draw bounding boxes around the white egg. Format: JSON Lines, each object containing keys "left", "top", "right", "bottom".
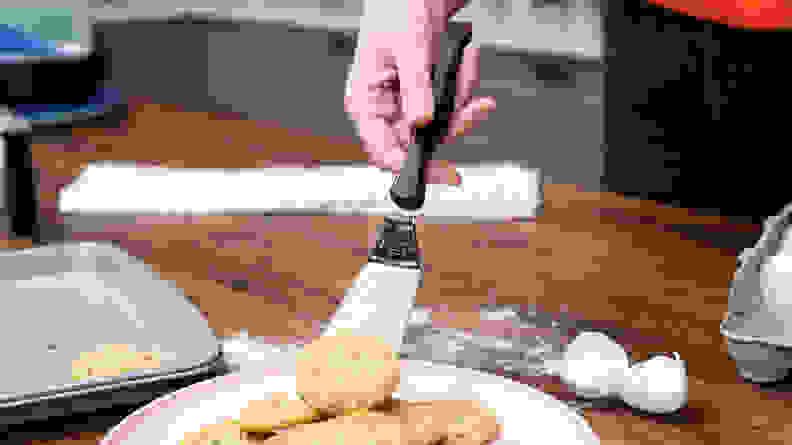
{"left": 761, "top": 253, "right": 792, "bottom": 319}
{"left": 560, "top": 331, "right": 629, "bottom": 399}
{"left": 620, "top": 353, "right": 688, "bottom": 414}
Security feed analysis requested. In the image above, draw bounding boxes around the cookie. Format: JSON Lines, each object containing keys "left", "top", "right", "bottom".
{"left": 264, "top": 412, "right": 408, "bottom": 445}
{"left": 180, "top": 419, "right": 253, "bottom": 445}
{"left": 236, "top": 392, "right": 321, "bottom": 433}
{"left": 71, "top": 343, "right": 161, "bottom": 381}
{"left": 391, "top": 399, "right": 502, "bottom": 445}
{"left": 296, "top": 332, "right": 401, "bottom": 416}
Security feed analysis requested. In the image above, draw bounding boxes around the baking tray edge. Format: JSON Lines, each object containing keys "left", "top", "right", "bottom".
{"left": 0, "top": 352, "right": 228, "bottom": 427}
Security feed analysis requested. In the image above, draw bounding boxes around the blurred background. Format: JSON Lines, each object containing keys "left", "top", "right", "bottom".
{"left": 1, "top": 0, "right": 605, "bottom": 191}
{"left": 5, "top": 0, "right": 778, "bottom": 227}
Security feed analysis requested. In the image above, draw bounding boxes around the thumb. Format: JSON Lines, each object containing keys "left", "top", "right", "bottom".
{"left": 425, "top": 160, "right": 462, "bottom": 185}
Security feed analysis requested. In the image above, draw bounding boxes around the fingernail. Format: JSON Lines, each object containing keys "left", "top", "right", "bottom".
{"left": 453, "top": 104, "right": 494, "bottom": 138}
{"left": 454, "top": 172, "right": 462, "bottom": 186}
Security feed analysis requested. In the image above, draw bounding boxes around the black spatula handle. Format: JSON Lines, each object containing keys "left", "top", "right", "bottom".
{"left": 388, "top": 21, "right": 472, "bottom": 213}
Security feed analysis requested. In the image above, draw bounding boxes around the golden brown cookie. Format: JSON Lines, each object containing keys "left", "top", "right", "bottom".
{"left": 236, "top": 392, "right": 320, "bottom": 434}
{"left": 295, "top": 332, "right": 401, "bottom": 416}
{"left": 375, "top": 400, "right": 442, "bottom": 445}
{"left": 393, "top": 399, "right": 502, "bottom": 445}
{"left": 180, "top": 419, "right": 254, "bottom": 445}
{"left": 264, "top": 412, "right": 409, "bottom": 445}
{"left": 71, "top": 344, "right": 161, "bottom": 381}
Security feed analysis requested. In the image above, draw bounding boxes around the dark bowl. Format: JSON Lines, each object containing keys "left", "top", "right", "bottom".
{"left": 726, "top": 337, "right": 792, "bottom": 383}
{"left": 0, "top": 52, "right": 106, "bottom": 108}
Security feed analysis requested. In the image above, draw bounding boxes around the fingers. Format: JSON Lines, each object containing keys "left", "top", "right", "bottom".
{"left": 345, "top": 67, "right": 398, "bottom": 103}
{"left": 387, "top": 160, "right": 460, "bottom": 186}
{"left": 441, "top": 40, "right": 496, "bottom": 143}
{"left": 357, "top": 118, "right": 406, "bottom": 172}
{"left": 356, "top": 103, "right": 465, "bottom": 185}
{"left": 345, "top": 65, "right": 399, "bottom": 118}
{"left": 425, "top": 160, "right": 462, "bottom": 185}
{"left": 447, "top": 0, "right": 474, "bottom": 20}
{"left": 454, "top": 44, "right": 481, "bottom": 116}
{"left": 444, "top": 96, "right": 496, "bottom": 143}
{"left": 347, "top": 20, "right": 482, "bottom": 185}
{"left": 363, "top": 135, "right": 460, "bottom": 187}
{"left": 345, "top": 42, "right": 410, "bottom": 176}
{"left": 397, "top": 24, "right": 435, "bottom": 130}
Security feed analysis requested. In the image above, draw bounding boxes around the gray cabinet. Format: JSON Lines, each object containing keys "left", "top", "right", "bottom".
{"left": 93, "top": 18, "right": 604, "bottom": 191}
{"left": 205, "top": 21, "right": 355, "bottom": 138}
{"left": 94, "top": 18, "right": 212, "bottom": 110}
{"left": 205, "top": 22, "right": 603, "bottom": 189}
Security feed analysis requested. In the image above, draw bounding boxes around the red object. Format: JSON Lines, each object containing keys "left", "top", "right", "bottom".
{"left": 648, "top": 0, "right": 792, "bottom": 29}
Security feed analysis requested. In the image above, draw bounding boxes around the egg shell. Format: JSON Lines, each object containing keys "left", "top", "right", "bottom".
{"left": 560, "top": 331, "right": 629, "bottom": 399}
{"left": 620, "top": 356, "right": 687, "bottom": 414}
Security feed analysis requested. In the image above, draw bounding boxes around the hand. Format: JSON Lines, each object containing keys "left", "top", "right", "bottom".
{"left": 345, "top": 0, "right": 496, "bottom": 185}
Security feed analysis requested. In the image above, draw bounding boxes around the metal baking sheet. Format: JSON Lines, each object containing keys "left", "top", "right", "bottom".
{"left": 0, "top": 242, "right": 221, "bottom": 409}
{"left": 0, "top": 356, "right": 228, "bottom": 428}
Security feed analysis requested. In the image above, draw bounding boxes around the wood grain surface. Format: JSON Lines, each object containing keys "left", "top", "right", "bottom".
{"left": 5, "top": 100, "right": 783, "bottom": 445}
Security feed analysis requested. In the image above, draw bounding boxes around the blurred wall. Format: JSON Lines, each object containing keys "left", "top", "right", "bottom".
{"left": 92, "top": 0, "right": 603, "bottom": 59}
{"left": 93, "top": 17, "right": 604, "bottom": 190}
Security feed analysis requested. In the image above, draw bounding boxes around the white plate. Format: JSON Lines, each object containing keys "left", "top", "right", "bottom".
{"left": 101, "top": 357, "right": 599, "bottom": 445}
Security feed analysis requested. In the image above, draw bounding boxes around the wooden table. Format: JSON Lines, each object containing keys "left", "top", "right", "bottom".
{"left": 7, "top": 101, "right": 790, "bottom": 444}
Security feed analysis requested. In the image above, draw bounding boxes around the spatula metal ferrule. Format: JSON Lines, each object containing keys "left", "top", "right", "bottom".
{"left": 368, "top": 216, "right": 421, "bottom": 269}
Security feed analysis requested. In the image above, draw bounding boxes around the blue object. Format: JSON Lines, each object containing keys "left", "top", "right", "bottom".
{"left": 0, "top": 24, "right": 60, "bottom": 57}
{"left": 0, "top": 24, "right": 125, "bottom": 123}
{"left": 12, "top": 87, "right": 124, "bottom": 123}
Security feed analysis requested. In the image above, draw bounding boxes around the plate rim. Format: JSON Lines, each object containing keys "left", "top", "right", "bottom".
{"left": 101, "top": 359, "right": 599, "bottom": 445}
